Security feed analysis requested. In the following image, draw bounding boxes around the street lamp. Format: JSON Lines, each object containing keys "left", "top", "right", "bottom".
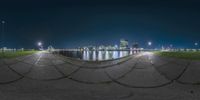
{"left": 37, "top": 42, "right": 43, "bottom": 50}
{"left": 147, "top": 41, "right": 152, "bottom": 51}
{"left": 195, "top": 42, "right": 198, "bottom": 46}
{"left": 194, "top": 42, "right": 198, "bottom": 51}
{"left": 38, "top": 42, "right": 42, "bottom": 46}
{"left": 148, "top": 41, "right": 152, "bottom": 46}
{"left": 1, "top": 20, "right": 5, "bottom": 48}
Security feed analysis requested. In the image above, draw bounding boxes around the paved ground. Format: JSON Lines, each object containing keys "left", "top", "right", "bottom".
{"left": 0, "top": 51, "right": 200, "bottom": 100}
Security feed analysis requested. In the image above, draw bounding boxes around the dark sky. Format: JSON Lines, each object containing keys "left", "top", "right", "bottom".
{"left": 0, "top": 0, "right": 200, "bottom": 49}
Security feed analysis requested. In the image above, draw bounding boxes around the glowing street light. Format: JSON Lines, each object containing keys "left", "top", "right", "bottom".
{"left": 148, "top": 41, "right": 152, "bottom": 46}
{"left": 37, "top": 42, "right": 43, "bottom": 50}
{"left": 194, "top": 43, "right": 198, "bottom": 50}
{"left": 38, "top": 42, "right": 42, "bottom": 46}
{"left": 195, "top": 42, "right": 198, "bottom": 46}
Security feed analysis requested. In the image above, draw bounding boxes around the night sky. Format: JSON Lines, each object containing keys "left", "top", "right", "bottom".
{"left": 0, "top": 0, "right": 200, "bottom": 49}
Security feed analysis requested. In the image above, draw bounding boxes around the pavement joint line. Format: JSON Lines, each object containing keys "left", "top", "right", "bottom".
{"left": 171, "top": 62, "right": 190, "bottom": 80}
{"left": 0, "top": 60, "right": 25, "bottom": 84}
{"left": 105, "top": 62, "right": 138, "bottom": 80}
{"left": 2, "top": 55, "right": 34, "bottom": 66}
{"left": 106, "top": 67, "right": 174, "bottom": 88}
{"left": 104, "top": 57, "right": 175, "bottom": 88}
{"left": 153, "top": 61, "right": 190, "bottom": 81}
{"left": 9, "top": 53, "right": 81, "bottom": 81}
{"left": 0, "top": 53, "right": 48, "bottom": 83}
{"left": 173, "top": 62, "right": 200, "bottom": 85}
{"left": 152, "top": 62, "right": 177, "bottom": 80}
{"left": 0, "top": 76, "right": 24, "bottom": 85}
{"left": 2, "top": 53, "right": 42, "bottom": 68}
{"left": 60, "top": 57, "right": 137, "bottom": 85}
{"left": 10, "top": 60, "right": 74, "bottom": 81}
{"left": 152, "top": 62, "right": 193, "bottom": 86}
{"left": 7, "top": 52, "right": 64, "bottom": 67}
{"left": 109, "top": 76, "right": 173, "bottom": 88}
{"left": 41, "top": 54, "right": 83, "bottom": 81}
{"left": 0, "top": 53, "right": 46, "bottom": 82}
{"left": 19, "top": 53, "right": 75, "bottom": 81}
{"left": 68, "top": 61, "right": 138, "bottom": 85}
{"left": 68, "top": 77, "right": 113, "bottom": 84}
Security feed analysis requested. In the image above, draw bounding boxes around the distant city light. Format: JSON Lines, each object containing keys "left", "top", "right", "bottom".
{"left": 114, "top": 44, "right": 118, "bottom": 48}
{"left": 148, "top": 41, "right": 152, "bottom": 46}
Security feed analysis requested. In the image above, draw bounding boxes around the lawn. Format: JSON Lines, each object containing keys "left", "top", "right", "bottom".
{"left": 154, "top": 51, "right": 200, "bottom": 60}
{"left": 0, "top": 50, "right": 38, "bottom": 59}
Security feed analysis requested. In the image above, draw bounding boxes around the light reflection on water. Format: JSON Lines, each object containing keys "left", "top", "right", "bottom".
{"left": 60, "top": 50, "right": 136, "bottom": 61}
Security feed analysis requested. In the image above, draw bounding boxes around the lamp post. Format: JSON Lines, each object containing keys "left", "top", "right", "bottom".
{"left": 195, "top": 42, "right": 198, "bottom": 46}
{"left": 147, "top": 41, "right": 152, "bottom": 50}
{"left": 0, "top": 20, "right": 5, "bottom": 53}
{"left": 37, "top": 42, "right": 43, "bottom": 50}
{"left": 1, "top": 20, "right": 5, "bottom": 49}
{"left": 148, "top": 42, "right": 152, "bottom": 46}
{"left": 194, "top": 42, "right": 198, "bottom": 51}
{"left": 170, "top": 44, "right": 173, "bottom": 51}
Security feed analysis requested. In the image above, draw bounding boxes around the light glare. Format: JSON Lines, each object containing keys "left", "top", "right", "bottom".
{"left": 38, "top": 42, "right": 42, "bottom": 46}
{"left": 148, "top": 42, "right": 152, "bottom": 46}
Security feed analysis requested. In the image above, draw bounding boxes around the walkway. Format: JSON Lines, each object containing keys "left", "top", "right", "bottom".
{"left": 0, "top": 51, "right": 200, "bottom": 100}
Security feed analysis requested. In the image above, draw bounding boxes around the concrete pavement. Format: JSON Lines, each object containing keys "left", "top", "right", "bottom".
{"left": 0, "top": 51, "right": 200, "bottom": 100}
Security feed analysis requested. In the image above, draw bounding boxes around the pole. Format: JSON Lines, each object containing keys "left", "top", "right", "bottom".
{"left": 0, "top": 20, "right": 5, "bottom": 54}
{"left": 1, "top": 20, "right": 5, "bottom": 48}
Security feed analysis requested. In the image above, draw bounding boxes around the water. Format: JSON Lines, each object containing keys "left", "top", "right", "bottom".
{"left": 59, "top": 50, "right": 137, "bottom": 61}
